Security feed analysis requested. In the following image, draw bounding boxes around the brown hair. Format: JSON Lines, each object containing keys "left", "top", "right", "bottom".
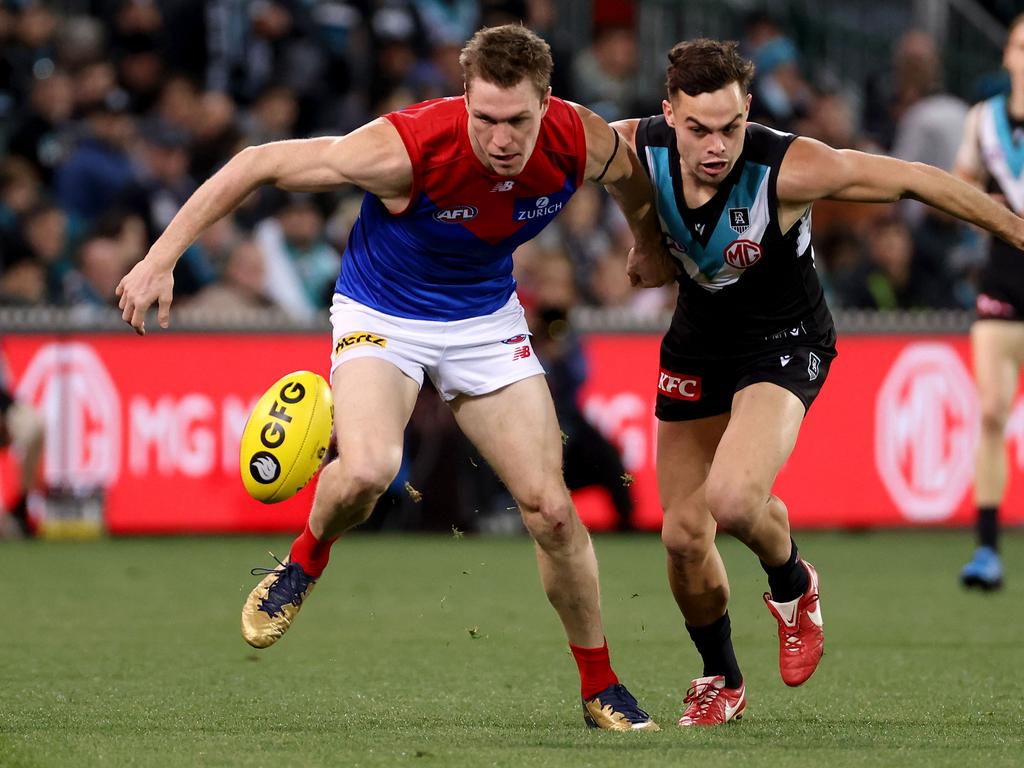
{"left": 459, "top": 24, "right": 553, "bottom": 97}
{"left": 666, "top": 39, "right": 755, "bottom": 97}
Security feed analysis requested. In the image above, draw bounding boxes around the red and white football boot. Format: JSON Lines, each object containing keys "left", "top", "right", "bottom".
{"left": 676, "top": 675, "right": 746, "bottom": 726}
{"left": 764, "top": 560, "right": 823, "bottom": 687}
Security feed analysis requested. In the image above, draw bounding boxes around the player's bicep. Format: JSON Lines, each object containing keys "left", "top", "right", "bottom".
{"left": 778, "top": 138, "right": 904, "bottom": 205}
{"left": 272, "top": 120, "right": 412, "bottom": 199}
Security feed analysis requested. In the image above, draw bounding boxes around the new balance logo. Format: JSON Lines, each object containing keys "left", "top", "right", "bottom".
{"left": 491, "top": 181, "right": 515, "bottom": 192}
{"left": 780, "top": 355, "right": 792, "bottom": 367}
{"left": 512, "top": 345, "right": 531, "bottom": 360}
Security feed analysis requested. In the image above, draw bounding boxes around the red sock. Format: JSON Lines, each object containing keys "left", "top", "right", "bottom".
{"left": 288, "top": 522, "right": 339, "bottom": 579}
{"left": 570, "top": 639, "right": 619, "bottom": 699}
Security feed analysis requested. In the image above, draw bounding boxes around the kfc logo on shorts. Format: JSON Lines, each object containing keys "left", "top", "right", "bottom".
{"left": 724, "top": 239, "right": 763, "bottom": 269}
{"left": 334, "top": 331, "right": 387, "bottom": 356}
{"left": 501, "top": 334, "right": 528, "bottom": 344}
{"left": 433, "top": 204, "right": 478, "bottom": 223}
{"left": 658, "top": 369, "right": 701, "bottom": 401}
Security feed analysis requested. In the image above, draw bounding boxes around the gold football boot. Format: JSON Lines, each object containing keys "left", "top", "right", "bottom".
{"left": 241, "top": 555, "right": 317, "bottom": 649}
{"left": 582, "top": 683, "right": 660, "bottom": 731}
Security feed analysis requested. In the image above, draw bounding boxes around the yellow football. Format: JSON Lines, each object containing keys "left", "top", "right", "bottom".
{"left": 240, "top": 370, "right": 334, "bottom": 503}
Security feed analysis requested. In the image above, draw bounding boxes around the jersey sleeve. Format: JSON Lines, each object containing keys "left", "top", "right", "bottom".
{"left": 382, "top": 110, "right": 424, "bottom": 216}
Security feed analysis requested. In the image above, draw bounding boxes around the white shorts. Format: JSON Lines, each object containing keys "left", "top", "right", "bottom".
{"left": 329, "top": 293, "right": 545, "bottom": 401}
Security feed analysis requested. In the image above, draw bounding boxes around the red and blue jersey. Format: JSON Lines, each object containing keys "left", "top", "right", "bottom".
{"left": 335, "top": 96, "right": 587, "bottom": 320}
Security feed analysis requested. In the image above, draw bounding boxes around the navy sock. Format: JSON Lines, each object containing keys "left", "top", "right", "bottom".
{"left": 685, "top": 612, "right": 742, "bottom": 689}
{"left": 761, "top": 539, "right": 809, "bottom": 602}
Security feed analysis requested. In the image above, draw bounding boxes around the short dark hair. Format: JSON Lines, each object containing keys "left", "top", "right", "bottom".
{"left": 666, "top": 39, "right": 755, "bottom": 97}
{"left": 459, "top": 24, "right": 553, "bottom": 97}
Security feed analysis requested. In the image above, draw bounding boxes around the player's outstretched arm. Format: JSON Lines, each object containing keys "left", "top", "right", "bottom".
{"left": 571, "top": 106, "right": 676, "bottom": 288}
{"left": 115, "top": 119, "right": 411, "bottom": 335}
{"left": 777, "top": 136, "right": 1024, "bottom": 249}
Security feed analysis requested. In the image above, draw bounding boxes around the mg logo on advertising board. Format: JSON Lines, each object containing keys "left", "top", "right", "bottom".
{"left": 15, "top": 342, "right": 122, "bottom": 488}
{"left": 875, "top": 343, "right": 977, "bottom": 522}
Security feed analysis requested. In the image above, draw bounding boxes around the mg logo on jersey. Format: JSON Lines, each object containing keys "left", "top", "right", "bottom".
{"left": 724, "top": 239, "right": 763, "bottom": 269}
{"left": 875, "top": 343, "right": 977, "bottom": 522}
{"left": 658, "top": 369, "right": 701, "bottom": 401}
{"left": 433, "top": 204, "right": 478, "bottom": 223}
{"left": 15, "top": 342, "right": 122, "bottom": 488}
{"left": 513, "top": 192, "right": 568, "bottom": 221}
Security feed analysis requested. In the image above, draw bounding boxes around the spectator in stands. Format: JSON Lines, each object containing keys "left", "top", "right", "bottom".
{"left": 0, "top": 249, "right": 46, "bottom": 306}
{"left": 63, "top": 234, "right": 129, "bottom": 308}
{"left": 184, "top": 237, "right": 276, "bottom": 313}
{"left": 18, "top": 202, "right": 73, "bottom": 303}
{"left": 254, "top": 193, "right": 341, "bottom": 321}
{"left": 572, "top": 24, "right": 639, "bottom": 122}
{"left": 7, "top": 70, "right": 76, "bottom": 185}
{"left": 834, "top": 217, "right": 958, "bottom": 310}
{"left": 54, "top": 89, "right": 135, "bottom": 223}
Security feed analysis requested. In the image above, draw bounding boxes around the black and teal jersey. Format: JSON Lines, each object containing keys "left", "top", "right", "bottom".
{"left": 971, "top": 94, "right": 1024, "bottom": 314}
{"left": 636, "top": 116, "right": 833, "bottom": 349}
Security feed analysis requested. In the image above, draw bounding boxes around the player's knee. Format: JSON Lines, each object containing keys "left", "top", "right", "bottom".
{"left": 661, "top": 516, "right": 713, "bottom": 564}
{"left": 520, "top": 488, "right": 575, "bottom": 543}
{"left": 979, "top": 399, "right": 1011, "bottom": 436}
{"left": 340, "top": 448, "right": 402, "bottom": 505}
{"left": 704, "top": 477, "right": 762, "bottom": 535}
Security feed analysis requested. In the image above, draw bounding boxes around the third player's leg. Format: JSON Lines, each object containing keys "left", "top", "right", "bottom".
{"left": 972, "top": 320, "right": 1024, "bottom": 508}
{"left": 704, "top": 382, "right": 805, "bottom": 566}
{"left": 309, "top": 357, "right": 421, "bottom": 539}
{"left": 450, "top": 374, "right": 604, "bottom": 647}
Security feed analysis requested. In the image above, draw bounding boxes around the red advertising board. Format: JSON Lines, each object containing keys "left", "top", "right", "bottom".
{"left": 0, "top": 332, "right": 1017, "bottom": 533}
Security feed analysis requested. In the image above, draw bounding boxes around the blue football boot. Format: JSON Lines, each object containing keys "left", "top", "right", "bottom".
{"left": 582, "top": 683, "right": 660, "bottom": 731}
{"left": 960, "top": 546, "right": 1003, "bottom": 591}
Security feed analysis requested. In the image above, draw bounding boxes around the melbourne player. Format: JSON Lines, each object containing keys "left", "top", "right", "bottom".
{"left": 954, "top": 14, "right": 1024, "bottom": 592}
{"left": 612, "top": 39, "right": 1024, "bottom": 726}
{"left": 116, "top": 25, "right": 674, "bottom": 731}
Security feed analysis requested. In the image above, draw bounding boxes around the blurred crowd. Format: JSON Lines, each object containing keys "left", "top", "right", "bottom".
{"left": 0, "top": 0, "right": 1014, "bottom": 322}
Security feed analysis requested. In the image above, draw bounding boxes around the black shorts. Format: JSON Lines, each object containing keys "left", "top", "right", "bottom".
{"left": 656, "top": 325, "right": 838, "bottom": 422}
{"left": 0, "top": 387, "right": 13, "bottom": 415}
{"left": 977, "top": 242, "right": 1024, "bottom": 320}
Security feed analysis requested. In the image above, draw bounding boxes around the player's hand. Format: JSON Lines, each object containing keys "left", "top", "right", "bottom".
{"left": 115, "top": 258, "right": 175, "bottom": 336}
{"left": 627, "top": 242, "right": 679, "bottom": 288}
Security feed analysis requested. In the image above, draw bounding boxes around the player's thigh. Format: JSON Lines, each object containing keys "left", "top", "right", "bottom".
{"left": 707, "top": 382, "right": 804, "bottom": 503}
{"left": 448, "top": 373, "right": 563, "bottom": 500}
{"left": 972, "top": 320, "right": 1024, "bottom": 418}
{"left": 331, "top": 357, "right": 420, "bottom": 463}
{"left": 658, "top": 414, "right": 729, "bottom": 548}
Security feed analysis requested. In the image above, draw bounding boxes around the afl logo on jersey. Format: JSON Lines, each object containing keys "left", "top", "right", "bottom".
{"left": 724, "top": 239, "right": 763, "bottom": 269}
{"left": 433, "top": 204, "right": 478, "bottom": 223}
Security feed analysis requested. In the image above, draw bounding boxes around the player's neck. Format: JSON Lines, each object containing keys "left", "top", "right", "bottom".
{"left": 679, "top": 164, "right": 721, "bottom": 209}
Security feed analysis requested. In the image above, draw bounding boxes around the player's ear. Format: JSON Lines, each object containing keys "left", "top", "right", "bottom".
{"left": 744, "top": 92, "right": 752, "bottom": 118}
{"left": 662, "top": 98, "right": 675, "bottom": 126}
{"left": 539, "top": 86, "right": 551, "bottom": 117}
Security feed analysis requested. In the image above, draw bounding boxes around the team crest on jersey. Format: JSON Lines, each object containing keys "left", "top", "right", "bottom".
{"left": 728, "top": 207, "right": 750, "bottom": 234}
{"left": 513, "top": 192, "right": 568, "bottom": 222}
{"left": 433, "top": 204, "right": 478, "bottom": 223}
{"left": 724, "top": 239, "right": 763, "bottom": 269}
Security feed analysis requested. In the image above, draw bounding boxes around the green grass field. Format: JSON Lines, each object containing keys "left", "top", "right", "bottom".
{"left": 2, "top": 532, "right": 1022, "bottom": 767}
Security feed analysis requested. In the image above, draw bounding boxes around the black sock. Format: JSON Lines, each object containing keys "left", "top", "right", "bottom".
{"left": 761, "top": 539, "right": 809, "bottom": 602}
{"left": 978, "top": 506, "right": 999, "bottom": 551}
{"left": 685, "top": 612, "right": 742, "bottom": 689}
{"left": 9, "top": 494, "right": 31, "bottom": 536}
